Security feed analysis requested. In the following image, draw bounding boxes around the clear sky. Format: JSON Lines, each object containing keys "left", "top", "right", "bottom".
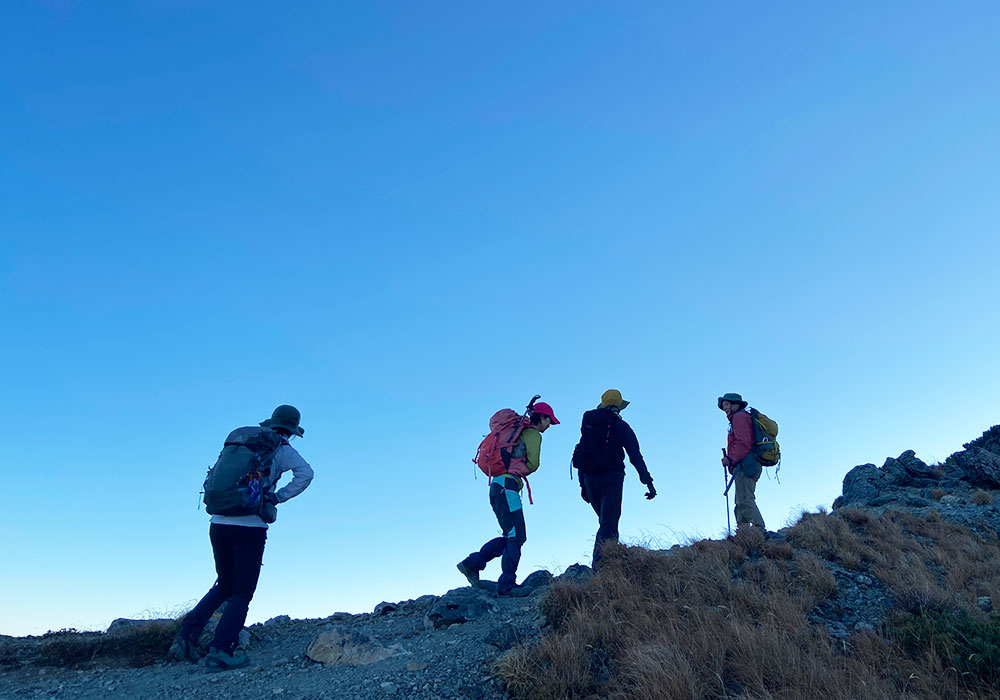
{"left": 2, "top": 2, "right": 998, "bottom": 637}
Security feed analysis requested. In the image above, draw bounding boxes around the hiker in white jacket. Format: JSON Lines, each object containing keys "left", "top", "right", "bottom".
{"left": 170, "top": 405, "right": 314, "bottom": 671}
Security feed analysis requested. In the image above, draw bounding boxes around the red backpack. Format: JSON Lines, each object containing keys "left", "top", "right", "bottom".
{"left": 473, "top": 409, "right": 528, "bottom": 477}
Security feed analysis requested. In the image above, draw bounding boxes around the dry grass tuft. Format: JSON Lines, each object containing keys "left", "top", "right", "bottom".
{"left": 498, "top": 507, "right": 1000, "bottom": 699}
{"left": 36, "top": 620, "right": 181, "bottom": 669}
{"left": 972, "top": 490, "right": 994, "bottom": 505}
{"left": 930, "top": 488, "right": 948, "bottom": 501}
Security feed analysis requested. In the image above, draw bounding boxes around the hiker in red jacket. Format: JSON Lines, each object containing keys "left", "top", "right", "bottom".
{"left": 719, "top": 392, "right": 765, "bottom": 531}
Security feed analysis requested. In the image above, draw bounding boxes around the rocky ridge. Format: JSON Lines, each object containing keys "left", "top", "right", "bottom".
{"left": 3, "top": 425, "right": 1000, "bottom": 700}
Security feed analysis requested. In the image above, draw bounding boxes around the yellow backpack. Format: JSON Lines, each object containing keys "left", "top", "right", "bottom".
{"left": 749, "top": 408, "right": 780, "bottom": 468}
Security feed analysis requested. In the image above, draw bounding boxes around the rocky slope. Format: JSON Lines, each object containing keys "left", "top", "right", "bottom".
{"left": 3, "top": 425, "right": 999, "bottom": 700}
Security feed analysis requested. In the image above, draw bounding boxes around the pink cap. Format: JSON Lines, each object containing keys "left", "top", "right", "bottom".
{"left": 531, "top": 401, "right": 560, "bottom": 424}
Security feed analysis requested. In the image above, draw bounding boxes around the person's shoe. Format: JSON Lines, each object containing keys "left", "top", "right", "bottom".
{"left": 204, "top": 647, "right": 249, "bottom": 672}
{"left": 167, "top": 634, "right": 200, "bottom": 662}
{"left": 456, "top": 561, "right": 481, "bottom": 588}
{"left": 496, "top": 585, "right": 531, "bottom": 598}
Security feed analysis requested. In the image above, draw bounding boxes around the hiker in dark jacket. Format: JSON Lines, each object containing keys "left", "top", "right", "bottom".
{"left": 169, "top": 405, "right": 314, "bottom": 671}
{"left": 719, "top": 392, "right": 766, "bottom": 531}
{"left": 457, "top": 402, "right": 559, "bottom": 597}
{"left": 573, "top": 389, "right": 656, "bottom": 568}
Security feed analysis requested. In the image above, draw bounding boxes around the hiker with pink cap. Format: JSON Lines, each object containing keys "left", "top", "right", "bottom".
{"left": 460, "top": 397, "right": 560, "bottom": 597}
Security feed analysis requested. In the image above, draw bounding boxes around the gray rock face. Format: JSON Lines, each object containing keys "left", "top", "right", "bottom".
{"left": 835, "top": 451, "right": 938, "bottom": 509}
{"left": 423, "top": 588, "right": 498, "bottom": 630}
{"left": 373, "top": 601, "right": 399, "bottom": 616}
{"left": 953, "top": 447, "right": 1000, "bottom": 489}
{"left": 305, "top": 627, "right": 400, "bottom": 666}
{"left": 963, "top": 424, "right": 1000, "bottom": 456}
{"left": 836, "top": 463, "right": 881, "bottom": 508}
{"left": 520, "top": 570, "right": 554, "bottom": 590}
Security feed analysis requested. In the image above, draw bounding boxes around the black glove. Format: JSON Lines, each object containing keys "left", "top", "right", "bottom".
{"left": 644, "top": 483, "right": 657, "bottom": 500}
{"left": 263, "top": 491, "right": 279, "bottom": 506}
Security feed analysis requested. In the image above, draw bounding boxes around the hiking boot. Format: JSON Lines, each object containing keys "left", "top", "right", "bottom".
{"left": 496, "top": 585, "right": 531, "bottom": 598}
{"left": 456, "top": 560, "right": 481, "bottom": 588}
{"left": 167, "top": 634, "right": 201, "bottom": 663}
{"left": 204, "top": 647, "right": 249, "bottom": 672}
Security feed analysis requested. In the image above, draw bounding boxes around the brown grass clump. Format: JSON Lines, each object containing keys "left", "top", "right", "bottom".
{"left": 930, "top": 488, "right": 948, "bottom": 501}
{"left": 499, "top": 508, "right": 1000, "bottom": 700}
{"left": 972, "top": 490, "right": 994, "bottom": 505}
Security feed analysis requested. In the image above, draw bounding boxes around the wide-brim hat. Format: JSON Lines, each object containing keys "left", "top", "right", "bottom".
{"left": 717, "top": 393, "right": 747, "bottom": 411}
{"left": 260, "top": 404, "right": 305, "bottom": 437}
{"left": 598, "top": 389, "right": 630, "bottom": 411}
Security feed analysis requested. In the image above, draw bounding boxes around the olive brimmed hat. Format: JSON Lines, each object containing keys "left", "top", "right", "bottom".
{"left": 717, "top": 393, "right": 747, "bottom": 411}
{"left": 261, "top": 404, "right": 305, "bottom": 437}
{"left": 599, "top": 389, "right": 630, "bottom": 411}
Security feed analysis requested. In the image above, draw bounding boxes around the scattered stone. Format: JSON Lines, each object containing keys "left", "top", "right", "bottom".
{"left": 405, "top": 662, "right": 428, "bottom": 671}
{"left": 978, "top": 596, "right": 993, "bottom": 613}
{"left": 380, "top": 681, "right": 398, "bottom": 694}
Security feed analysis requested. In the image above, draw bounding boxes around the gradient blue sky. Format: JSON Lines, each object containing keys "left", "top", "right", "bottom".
{"left": 3, "top": 2, "right": 998, "bottom": 636}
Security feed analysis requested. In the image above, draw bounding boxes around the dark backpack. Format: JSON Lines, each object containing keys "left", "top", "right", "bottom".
{"left": 202, "top": 426, "right": 287, "bottom": 518}
{"left": 572, "top": 408, "right": 620, "bottom": 474}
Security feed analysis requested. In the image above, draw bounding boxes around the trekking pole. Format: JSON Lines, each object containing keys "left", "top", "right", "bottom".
{"left": 722, "top": 448, "right": 733, "bottom": 536}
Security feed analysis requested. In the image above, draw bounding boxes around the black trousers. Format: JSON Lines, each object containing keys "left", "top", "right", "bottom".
{"left": 580, "top": 471, "right": 625, "bottom": 568}
{"left": 180, "top": 524, "right": 267, "bottom": 653}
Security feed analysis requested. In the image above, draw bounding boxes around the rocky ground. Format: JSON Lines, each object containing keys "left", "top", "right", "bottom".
{"left": 4, "top": 425, "right": 999, "bottom": 700}
{"left": 0, "top": 568, "right": 592, "bottom": 700}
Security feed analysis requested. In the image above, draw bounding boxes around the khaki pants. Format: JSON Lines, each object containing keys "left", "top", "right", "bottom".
{"left": 734, "top": 468, "right": 765, "bottom": 529}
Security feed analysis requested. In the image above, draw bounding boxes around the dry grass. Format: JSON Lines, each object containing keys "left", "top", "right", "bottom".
{"left": 972, "top": 490, "right": 994, "bottom": 506}
{"left": 36, "top": 620, "right": 181, "bottom": 668}
{"left": 498, "top": 508, "right": 1000, "bottom": 700}
{"left": 931, "top": 488, "right": 948, "bottom": 501}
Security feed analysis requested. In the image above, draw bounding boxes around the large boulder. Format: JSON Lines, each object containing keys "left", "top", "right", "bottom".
{"left": 953, "top": 447, "right": 1000, "bottom": 489}
{"left": 423, "top": 588, "right": 498, "bottom": 629}
{"left": 896, "top": 450, "right": 932, "bottom": 477}
{"left": 834, "top": 451, "right": 936, "bottom": 509}
{"left": 834, "top": 463, "right": 880, "bottom": 509}
{"left": 521, "top": 570, "right": 554, "bottom": 590}
{"left": 306, "top": 627, "right": 400, "bottom": 666}
{"left": 104, "top": 618, "right": 174, "bottom": 638}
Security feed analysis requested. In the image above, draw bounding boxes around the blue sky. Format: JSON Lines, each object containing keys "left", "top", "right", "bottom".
{"left": 2, "top": 2, "right": 998, "bottom": 636}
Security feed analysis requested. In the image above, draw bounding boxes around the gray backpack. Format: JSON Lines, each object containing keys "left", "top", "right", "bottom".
{"left": 202, "top": 426, "right": 286, "bottom": 518}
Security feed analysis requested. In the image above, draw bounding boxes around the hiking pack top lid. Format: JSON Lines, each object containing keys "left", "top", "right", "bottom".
{"left": 598, "top": 389, "right": 630, "bottom": 411}
{"left": 717, "top": 393, "right": 747, "bottom": 411}
{"left": 260, "top": 404, "right": 305, "bottom": 436}
{"left": 531, "top": 401, "right": 560, "bottom": 424}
